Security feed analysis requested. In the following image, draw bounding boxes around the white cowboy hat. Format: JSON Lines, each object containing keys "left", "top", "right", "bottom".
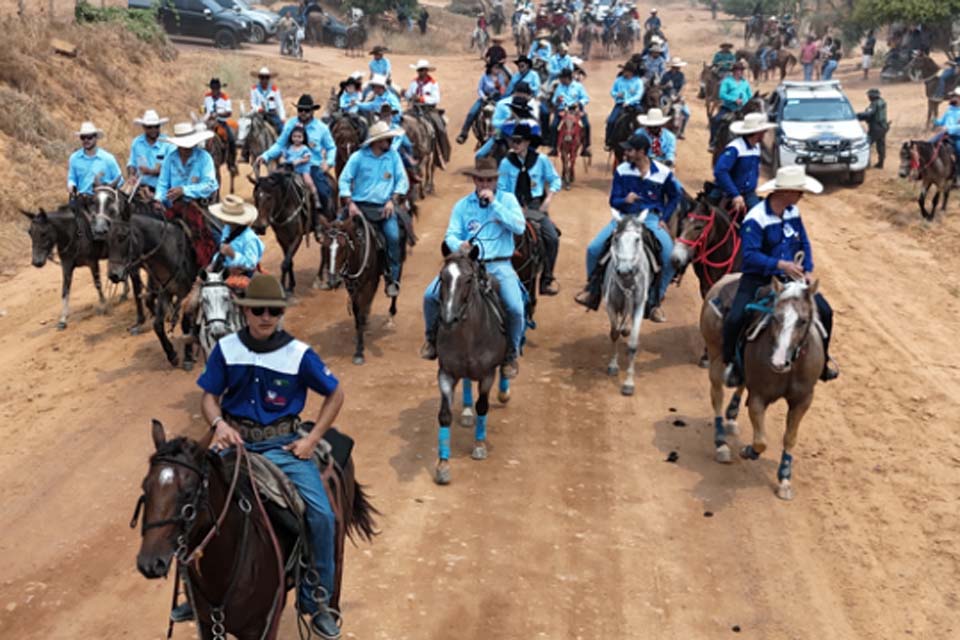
{"left": 669, "top": 57, "right": 687, "bottom": 67}
{"left": 648, "top": 43, "right": 663, "bottom": 53}
{"left": 952, "top": 87, "right": 960, "bottom": 97}
{"left": 368, "top": 73, "right": 388, "bottom": 87}
{"left": 133, "top": 110, "right": 168, "bottom": 127}
{"left": 650, "top": 35, "right": 664, "bottom": 44}
{"left": 729, "top": 112, "right": 777, "bottom": 136}
{"left": 209, "top": 194, "right": 258, "bottom": 226}
{"left": 75, "top": 121, "right": 103, "bottom": 138}
{"left": 636, "top": 108, "right": 671, "bottom": 127}
{"left": 363, "top": 120, "right": 402, "bottom": 146}
{"left": 168, "top": 121, "right": 215, "bottom": 148}
{"left": 410, "top": 59, "right": 435, "bottom": 71}
{"left": 758, "top": 165, "right": 823, "bottom": 195}
{"left": 257, "top": 66, "right": 273, "bottom": 76}
{"left": 350, "top": 70, "right": 364, "bottom": 80}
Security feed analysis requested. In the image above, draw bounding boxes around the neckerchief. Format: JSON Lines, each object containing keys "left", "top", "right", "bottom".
{"left": 507, "top": 150, "right": 539, "bottom": 207}
{"left": 237, "top": 327, "right": 295, "bottom": 354}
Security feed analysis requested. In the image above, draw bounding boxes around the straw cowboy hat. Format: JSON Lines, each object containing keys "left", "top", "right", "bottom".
{"left": 636, "top": 108, "right": 671, "bottom": 127}
{"left": 410, "top": 59, "right": 436, "bottom": 71}
{"left": 368, "top": 73, "right": 388, "bottom": 87}
{"left": 209, "top": 194, "right": 258, "bottom": 227}
{"left": 133, "top": 110, "right": 168, "bottom": 127}
{"left": 251, "top": 66, "right": 276, "bottom": 78}
{"left": 75, "top": 121, "right": 103, "bottom": 138}
{"left": 757, "top": 165, "right": 823, "bottom": 195}
{"left": 730, "top": 112, "right": 777, "bottom": 136}
{"left": 168, "top": 121, "right": 215, "bottom": 148}
{"left": 235, "top": 274, "right": 292, "bottom": 308}
{"left": 363, "top": 121, "right": 402, "bottom": 146}
{"left": 669, "top": 57, "right": 687, "bottom": 68}
{"left": 460, "top": 156, "right": 500, "bottom": 179}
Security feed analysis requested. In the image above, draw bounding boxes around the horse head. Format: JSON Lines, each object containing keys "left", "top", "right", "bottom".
{"left": 611, "top": 213, "right": 646, "bottom": 280}
{"left": 249, "top": 173, "right": 277, "bottom": 235}
{"left": 898, "top": 140, "right": 918, "bottom": 179}
{"left": 767, "top": 278, "right": 819, "bottom": 373}
{"left": 106, "top": 214, "right": 141, "bottom": 284}
{"left": 671, "top": 194, "right": 715, "bottom": 270}
{"left": 438, "top": 242, "right": 481, "bottom": 326}
{"left": 198, "top": 269, "right": 234, "bottom": 341}
{"left": 319, "top": 216, "right": 357, "bottom": 283}
{"left": 91, "top": 182, "right": 122, "bottom": 240}
{"left": 133, "top": 419, "right": 213, "bottom": 579}
{"left": 22, "top": 208, "right": 56, "bottom": 267}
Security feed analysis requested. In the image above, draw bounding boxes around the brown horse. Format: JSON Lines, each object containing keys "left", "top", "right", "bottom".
{"left": 250, "top": 169, "right": 316, "bottom": 293}
{"left": 671, "top": 192, "right": 743, "bottom": 298}
{"left": 699, "top": 63, "right": 721, "bottom": 119}
{"left": 914, "top": 57, "right": 959, "bottom": 128}
{"left": 134, "top": 420, "right": 377, "bottom": 639}
{"left": 738, "top": 48, "right": 797, "bottom": 82}
{"left": 711, "top": 94, "right": 768, "bottom": 166}
{"left": 402, "top": 112, "right": 437, "bottom": 197}
{"left": 700, "top": 276, "right": 825, "bottom": 500}
{"left": 240, "top": 111, "right": 278, "bottom": 167}
{"left": 898, "top": 139, "right": 956, "bottom": 220}
{"left": 330, "top": 112, "right": 361, "bottom": 179}
{"left": 557, "top": 106, "right": 586, "bottom": 189}
{"left": 512, "top": 215, "right": 545, "bottom": 326}
{"left": 206, "top": 125, "right": 235, "bottom": 200}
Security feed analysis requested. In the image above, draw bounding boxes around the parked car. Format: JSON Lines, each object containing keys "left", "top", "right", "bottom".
{"left": 138, "top": 0, "right": 251, "bottom": 49}
{"left": 276, "top": 4, "right": 351, "bottom": 49}
{"left": 211, "top": 0, "right": 280, "bottom": 44}
{"left": 763, "top": 80, "right": 871, "bottom": 186}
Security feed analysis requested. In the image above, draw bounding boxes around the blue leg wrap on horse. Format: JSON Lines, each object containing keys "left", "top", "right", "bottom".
{"left": 742, "top": 445, "right": 761, "bottom": 460}
{"left": 438, "top": 426, "right": 451, "bottom": 461}
{"left": 462, "top": 380, "right": 474, "bottom": 408}
{"left": 714, "top": 416, "right": 725, "bottom": 447}
{"left": 475, "top": 414, "right": 487, "bottom": 442}
{"left": 778, "top": 451, "right": 793, "bottom": 482}
{"left": 499, "top": 376, "right": 510, "bottom": 393}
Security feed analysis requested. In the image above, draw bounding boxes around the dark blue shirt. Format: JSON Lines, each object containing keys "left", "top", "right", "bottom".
{"left": 609, "top": 160, "right": 681, "bottom": 222}
{"left": 713, "top": 137, "right": 762, "bottom": 199}
{"left": 741, "top": 199, "right": 814, "bottom": 277}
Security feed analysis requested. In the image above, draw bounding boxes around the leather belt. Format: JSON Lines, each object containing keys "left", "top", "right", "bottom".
{"left": 225, "top": 413, "right": 300, "bottom": 443}
{"left": 481, "top": 257, "right": 511, "bottom": 264}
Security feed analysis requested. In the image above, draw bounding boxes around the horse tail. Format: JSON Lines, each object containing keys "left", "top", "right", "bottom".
{"left": 346, "top": 477, "right": 379, "bottom": 543}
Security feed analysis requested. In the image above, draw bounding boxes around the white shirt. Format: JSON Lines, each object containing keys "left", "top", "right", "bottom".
{"left": 405, "top": 77, "right": 440, "bottom": 106}
{"left": 203, "top": 92, "right": 233, "bottom": 121}
{"left": 249, "top": 83, "right": 286, "bottom": 121}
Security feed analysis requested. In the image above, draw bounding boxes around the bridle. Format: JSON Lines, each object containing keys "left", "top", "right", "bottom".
{"left": 324, "top": 215, "right": 373, "bottom": 281}
{"left": 256, "top": 173, "right": 308, "bottom": 229}
{"left": 676, "top": 199, "right": 741, "bottom": 287}
{"left": 439, "top": 258, "right": 481, "bottom": 326}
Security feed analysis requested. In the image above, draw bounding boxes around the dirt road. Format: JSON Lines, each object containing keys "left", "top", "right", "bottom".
{"left": 2, "top": 4, "right": 959, "bottom": 639}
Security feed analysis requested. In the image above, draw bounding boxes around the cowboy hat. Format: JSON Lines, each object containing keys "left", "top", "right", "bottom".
{"left": 460, "top": 156, "right": 500, "bottom": 179}
{"left": 133, "top": 110, "right": 168, "bottom": 127}
{"left": 619, "top": 132, "right": 651, "bottom": 152}
{"left": 648, "top": 43, "right": 663, "bottom": 53}
{"left": 729, "top": 112, "right": 776, "bottom": 136}
{"left": 168, "top": 121, "right": 215, "bottom": 148}
{"left": 350, "top": 70, "right": 364, "bottom": 80}
{"left": 513, "top": 81, "right": 533, "bottom": 96}
{"left": 251, "top": 66, "right": 276, "bottom": 78}
{"left": 669, "top": 57, "right": 687, "bottom": 67}
{"left": 363, "top": 120, "right": 402, "bottom": 146}
{"left": 209, "top": 77, "right": 226, "bottom": 88}
{"left": 719, "top": 42, "right": 734, "bottom": 48}
{"left": 75, "top": 121, "right": 103, "bottom": 138}
{"left": 757, "top": 165, "right": 823, "bottom": 195}
{"left": 410, "top": 59, "right": 435, "bottom": 71}
{"left": 235, "top": 274, "right": 292, "bottom": 308}
{"left": 209, "top": 194, "right": 258, "bottom": 227}
{"left": 515, "top": 55, "right": 532, "bottom": 66}
{"left": 509, "top": 122, "right": 541, "bottom": 146}
{"left": 368, "top": 73, "right": 388, "bottom": 87}
{"left": 636, "top": 108, "right": 671, "bottom": 127}
{"left": 732, "top": 60, "right": 747, "bottom": 70}
{"left": 951, "top": 87, "right": 960, "bottom": 97}
{"left": 369, "top": 45, "right": 388, "bottom": 55}
{"left": 293, "top": 94, "right": 321, "bottom": 111}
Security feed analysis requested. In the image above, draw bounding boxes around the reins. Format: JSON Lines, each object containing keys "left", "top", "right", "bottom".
{"left": 677, "top": 200, "right": 741, "bottom": 286}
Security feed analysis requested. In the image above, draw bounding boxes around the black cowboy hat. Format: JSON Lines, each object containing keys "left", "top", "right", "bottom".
{"left": 369, "top": 45, "right": 389, "bottom": 55}
{"left": 515, "top": 55, "right": 532, "bottom": 66}
{"left": 340, "top": 77, "right": 361, "bottom": 90}
{"left": 619, "top": 132, "right": 651, "bottom": 153}
{"left": 294, "top": 94, "right": 321, "bottom": 111}
{"left": 508, "top": 96, "right": 535, "bottom": 119}
{"left": 509, "top": 122, "right": 541, "bottom": 147}
{"left": 209, "top": 77, "right": 225, "bottom": 88}
{"left": 559, "top": 68, "right": 574, "bottom": 79}
{"left": 513, "top": 81, "right": 532, "bottom": 96}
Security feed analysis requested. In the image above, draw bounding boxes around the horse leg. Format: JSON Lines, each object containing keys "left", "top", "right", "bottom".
{"left": 57, "top": 261, "right": 74, "bottom": 330}
{"left": 128, "top": 270, "right": 146, "bottom": 334}
{"left": 724, "top": 386, "right": 745, "bottom": 436}
{"left": 943, "top": 183, "right": 951, "bottom": 213}
{"left": 461, "top": 379, "right": 475, "bottom": 427}
{"left": 435, "top": 371, "right": 456, "bottom": 485}
{"left": 918, "top": 187, "right": 928, "bottom": 220}
{"left": 155, "top": 295, "right": 178, "bottom": 367}
{"left": 181, "top": 306, "right": 196, "bottom": 372}
{"left": 352, "top": 299, "right": 366, "bottom": 365}
{"left": 740, "top": 393, "right": 769, "bottom": 460}
{"left": 472, "top": 374, "right": 495, "bottom": 461}
{"left": 497, "top": 369, "right": 511, "bottom": 404}
{"left": 621, "top": 295, "right": 645, "bottom": 396}
{"left": 89, "top": 261, "right": 107, "bottom": 314}
{"left": 776, "top": 394, "right": 813, "bottom": 500}
{"left": 708, "top": 356, "right": 733, "bottom": 463}
{"left": 606, "top": 309, "right": 620, "bottom": 376}
{"left": 386, "top": 294, "right": 397, "bottom": 330}
{"left": 282, "top": 236, "right": 302, "bottom": 294}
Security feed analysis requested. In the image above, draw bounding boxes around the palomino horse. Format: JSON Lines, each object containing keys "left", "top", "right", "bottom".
{"left": 899, "top": 139, "right": 955, "bottom": 220}
{"left": 557, "top": 106, "right": 587, "bottom": 189}
{"left": 134, "top": 420, "right": 377, "bottom": 639}
{"left": 433, "top": 245, "right": 511, "bottom": 485}
{"left": 700, "top": 276, "right": 825, "bottom": 500}
{"left": 604, "top": 214, "right": 655, "bottom": 396}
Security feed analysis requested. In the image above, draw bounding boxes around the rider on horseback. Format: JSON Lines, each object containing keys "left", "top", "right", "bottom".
{"left": 280, "top": 124, "right": 322, "bottom": 214}
{"left": 575, "top": 133, "right": 678, "bottom": 321}
{"left": 202, "top": 78, "right": 238, "bottom": 177}
{"left": 127, "top": 111, "right": 172, "bottom": 198}
{"left": 934, "top": 45, "right": 960, "bottom": 100}
{"left": 721, "top": 166, "right": 838, "bottom": 387}
{"left": 420, "top": 157, "right": 526, "bottom": 380}
{"left": 712, "top": 112, "right": 774, "bottom": 216}
{"left": 547, "top": 42, "right": 575, "bottom": 82}
{"left": 642, "top": 42, "right": 666, "bottom": 82}
{"left": 507, "top": 55, "right": 542, "bottom": 97}
{"left": 68, "top": 121, "right": 123, "bottom": 200}
{"left": 249, "top": 67, "right": 286, "bottom": 135}
{"left": 358, "top": 75, "right": 403, "bottom": 124}
{"left": 709, "top": 60, "right": 752, "bottom": 150}
{"left": 404, "top": 59, "right": 449, "bottom": 158}
{"left": 605, "top": 61, "right": 644, "bottom": 150}
{"left": 337, "top": 121, "right": 410, "bottom": 298}
{"left": 529, "top": 30, "right": 553, "bottom": 65}
{"left": 364, "top": 45, "right": 391, "bottom": 99}
{"left": 198, "top": 273, "right": 345, "bottom": 640}
{"left": 660, "top": 57, "right": 689, "bottom": 138}
{"left": 457, "top": 63, "right": 509, "bottom": 145}
{"left": 549, "top": 68, "right": 592, "bottom": 158}
{"left": 476, "top": 88, "right": 540, "bottom": 159}
{"left": 932, "top": 88, "right": 960, "bottom": 181}
{"left": 644, "top": 8, "right": 661, "bottom": 32}
{"left": 711, "top": 42, "right": 736, "bottom": 76}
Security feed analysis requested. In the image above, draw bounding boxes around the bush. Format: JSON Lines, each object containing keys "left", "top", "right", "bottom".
{"left": 719, "top": 0, "right": 794, "bottom": 19}
{"left": 344, "top": 0, "right": 419, "bottom": 18}
{"left": 74, "top": 1, "right": 168, "bottom": 45}
{"left": 852, "top": 0, "right": 960, "bottom": 27}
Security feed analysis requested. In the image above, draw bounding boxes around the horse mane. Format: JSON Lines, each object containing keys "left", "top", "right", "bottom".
{"left": 150, "top": 436, "right": 204, "bottom": 463}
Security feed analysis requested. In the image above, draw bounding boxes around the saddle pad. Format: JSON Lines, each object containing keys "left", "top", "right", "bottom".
{"left": 221, "top": 451, "right": 306, "bottom": 517}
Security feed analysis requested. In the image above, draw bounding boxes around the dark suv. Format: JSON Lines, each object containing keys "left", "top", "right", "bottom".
{"left": 154, "top": 0, "right": 251, "bottom": 48}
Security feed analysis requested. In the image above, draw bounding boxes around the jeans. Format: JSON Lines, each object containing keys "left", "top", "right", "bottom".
{"left": 423, "top": 259, "right": 525, "bottom": 353}
{"left": 605, "top": 103, "right": 624, "bottom": 144}
{"left": 245, "top": 433, "right": 335, "bottom": 611}
{"left": 219, "top": 121, "right": 237, "bottom": 166}
{"left": 585, "top": 213, "right": 675, "bottom": 303}
{"left": 355, "top": 204, "right": 401, "bottom": 282}
{"left": 759, "top": 48, "right": 770, "bottom": 71}
{"left": 264, "top": 111, "right": 283, "bottom": 134}
{"left": 550, "top": 111, "right": 591, "bottom": 150}
{"left": 822, "top": 59, "right": 838, "bottom": 80}
{"left": 460, "top": 98, "right": 486, "bottom": 136}
{"left": 802, "top": 62, "right": 814, "bottom": 81}
{"left": 936, "top": 66, "right": 957, "bottom": 97}
{"left": 309, "top": 165, "right": 333, "bottom": 219}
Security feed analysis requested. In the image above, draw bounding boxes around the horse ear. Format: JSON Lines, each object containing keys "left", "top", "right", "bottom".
{"left": 469, "top": 244, "right": 480, "bottom": 261}
{"left": 151, "top": 419, "right": 166, "bottom": 450}
{"left": 807, "top": 278, "right": 819, "bottom": 297}
{"left": 771, "top": 278, "right": 783, "bottom": 294}
{"left": 110, "top": 176, "right": 122, "bottom": 189}
{"left": 441, "top": 241, "right": 452, "bottom": 258}
{"left": 37, "top": 208, "right": 48, "bottom": 221}
{"left": 20, "top": 209, "right": 36, "bottom": 221}
{"left": 247, "top": 174, "right": 257, "bottom": 185}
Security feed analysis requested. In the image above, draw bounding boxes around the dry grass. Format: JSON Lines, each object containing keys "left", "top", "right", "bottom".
{"left": 365, "top": 8, "right": 473, "bottom": 55}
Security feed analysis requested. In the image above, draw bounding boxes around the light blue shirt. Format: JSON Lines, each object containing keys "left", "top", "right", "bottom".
{"left": 642, "top": 54, "right": 666, "bottom": 80}
{"left": 389, "top": 124, "right": 414, "bottom": 156}
{"left": 369, "top": 57, "right": 391, "bottom": 79}
{"left": 528, "top": 40, "right": 553, "bottom": 62}
{"left": 719, "top": 76, "right": 753, "bottom": 111}
{"left": 282, "top": 145, "right": 313, "bottom": 174}
{"left": 67, "top": 147, "right": 123, "bottom": 195}
{"left": 357, "top": 91, "right": 403, "bottom": 123}
{"left": 263, "top": 116, "right": 336, "bottom": 168}
{"left": 477, "top": 73, "right": 503, "bottom": 100}
{"left": 339, "top": 90, "right": 361, "bottom": 114}
{"left": 497, "top": 151, "right": 561, "bottom": 200}
{"left": 547, "top": 53, "right": 574, "bottom": 80}
{"left": 492, "top": 96, "right": 517, "bottom": 132}
{"left": 337, "top": 145, "right": 409, "bottom": 204}
{"left": 214, "top": 224, "right": 264, "bottom": 270}
{"left": 635, "top": 127, "right": 677, "bottom": 165}
{"left": 507, "top": 69, "right": 541, "bottom": 97}
{"left": 127, "top": 135, "right": 175, "bottom": 189}
{"left": 444, "top": 190, "right": 525, "bottom": 260}
{"left": 552, "top": 81, "right": 590, "bottom": 110}
{"left": 611, "top": 75, "right": 644, "bottom": 106}
{"left": 935, "top": 105, "right": 960, "bottom": 135}
{"left": 154, "top": 147, "right": 218, "bottom": 207}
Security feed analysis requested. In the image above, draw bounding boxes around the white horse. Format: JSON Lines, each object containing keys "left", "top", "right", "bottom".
{"left": 604, "top": 212, "right": 654, "bottom": 396}
{"left": 197, "top": 270, "right": 244, "bottom": 362}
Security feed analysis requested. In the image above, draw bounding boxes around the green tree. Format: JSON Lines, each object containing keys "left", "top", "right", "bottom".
{"left": 852, "top": 0, "right": 960, "bottom": 26}
{"left": 719, "top": 0, "right": 795, "bottom": 18}
{"left": 344, "top": 0, "right": 419, "bottom": 17}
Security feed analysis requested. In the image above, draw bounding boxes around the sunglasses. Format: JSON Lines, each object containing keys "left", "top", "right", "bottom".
{"left": 298, "top": 108, "right": 313, "bottom": 113}
{"left": 144, "top": 125, "right": 160, "bottom": 130}
{"left": 80, "top": 134, "right": 96, "bottom": 141}
{"left": 250, "top": 306, "right": 284, "bottom": 317}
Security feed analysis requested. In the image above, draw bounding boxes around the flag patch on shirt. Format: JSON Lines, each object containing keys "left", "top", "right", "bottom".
{"left": 467, "top": 219, "right": 481, "bottom": 233}
{"left": 265, "top": 390, "right": 287, "bottom": 406}
{"left": 383, "top": 172, "right": 392, "bottom": 180}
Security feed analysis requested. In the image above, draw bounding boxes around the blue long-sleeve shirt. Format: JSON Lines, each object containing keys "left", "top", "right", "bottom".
{"left": 67, "top": 148, "right": 123, "bottom": 195}
{"left": 611, "top": 75, "right": 644, "bottom": 106}
{"left": 660, "top": 70, "right": 685, "bottom": 95}
{"left": 127, "top": 135, "right": 175, "bottom": 189}
{"left": 935, "top": 105, "right": 960, "bottom": 146}
{"left": 339, "top": 90, "right": 361, "bottom": 114}
{"left": 645, "top": 16, "right": 661, "bottom": 30}
{"left": 356, "top": 91, "right": 402, "bottom": 123}
{"left": 507, "top": 69, "right": 541, "bottom": 96}
{"left": 552, "top": 81, "right": 590, "bottom": 110}
{"left": 337, "top": 145, "right": 408, "bottom": 204}
{"left": 609, "top": 160, "right": 680, "bottom": 222}
{"left": 154, "top": 147, "right": 218, "bottom": 207}
{"left": 719, "top": 76, "right": 753, "bottom": 111}
{"left": 369, "top": 57, "right": 391, "bottom": 79}
{"left": 740, "top": 200, "right": 814, "bottom": 277}
{"left": 444, "top": 190, "right": 525, "bottom": 259}
{"left": 477, "top": 73, "right": 503, "bottom": 100}
{"left": 263, "top": 116, "right": 336, "bottom": 167}
{"left": 547, "top": 53, "right": 575, "bottom": 80}
{"left": 529, "top": 40, "right": 553, "bottom": 62}
{"left": 634, "top": 127, "right": 677, "bottom": 165}
{"left": 497, "top": 151, "right": 561, "bottom": 200}
{"left": 713, "top": 137, "right": 761, "bottom": 198}
{"left": 642, "top": 55, "right": 666, "bottom": 80}
{"left": 213, "top": 224, "right": 264, "bottom": 270}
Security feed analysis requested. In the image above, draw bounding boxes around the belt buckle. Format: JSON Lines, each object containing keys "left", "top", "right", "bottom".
{"left": 250, "top": 427, "right": 264, "bottom": 442}
{"left": 263, "top": 425, "right": 277, "bottom": 439}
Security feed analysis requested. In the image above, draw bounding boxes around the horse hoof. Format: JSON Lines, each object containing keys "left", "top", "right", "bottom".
{"left": 724, "top": 419, "right": 739, "bottom": 435}
{"left": 564, "top": 183, "right": 572, "bottom": 191}
{"left": 182, "top": 360, "right": 195, "bottom": 372}
{"left": 776, "top": 481, "right": 794, "bottom": 501}
{"left": 169, "top": 356, "right": 180, "bottom": 368}
{"left": 96, "top": 306, "right": 108, "bottom": 316}
{"left": 620, "top": 384, "right": 635, "bottom": 396}
{"left": 128, "top": 325, "right": 143, "bottom": 336}
{"left": 471, "top": 442, "right": 488, "bottom": 460}
{"left": 352, "top": 355, "right": 365, "bottom": 365}
{"left": 716, "top": 444, "right": 733, "bottom": 464}
{"left": 434, "top": 462, "right": 451, "bottom": 485}
{"left": 460, "top": 409, "right": 475, "bottom": 428}
{"left": 497, "top": 389, "right": 511, "bottom": 404}
{"left": 607, "top": 365, "right": 619, "bottom": 376}
{"left": 698, "top": 354, "right": 710, "bottom": 369}
{"left": 56, "top": 321, "right": 67, "bottom": 331}
{"left": 385, "top": 317, "right": 396, "bottom": 330}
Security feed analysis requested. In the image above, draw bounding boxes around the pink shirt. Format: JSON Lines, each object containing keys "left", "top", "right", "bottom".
{"left": 800, "top": 42, "right": 818, "bottom": 64}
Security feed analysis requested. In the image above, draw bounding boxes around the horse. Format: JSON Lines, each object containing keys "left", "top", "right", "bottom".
{"left": 195, "top": 269, "right": 244, "bottom": 362}
{"left": 905, "top": 51, "right": 940, "bottom": 84}
{"left": 205, "top": 125, "right": 235, "bottom": 200}
{"left": 711, "top": 94, "right": 768, "bottom": 165}
{"left": 471, "top": 98, "right": 497, "bottom": 150}
{"left": 490, "top": 6, "right": 505, "bottom": 35}
{"left": 699, "top": 63, "right": 722, "bottom": 120}
{"left": 471, "top": 26, "right": 490, "bottom": 54}
{"left": 249, "top": 169, "right": 313, "bottom": 293}
{"left": 603, "top": 214, "right": 655, "bottom": 396}
{"left": 239, "top": 110, "right": 278, "bottom": 167}
{"left": 743, "top": 16, "right": 764, "bottom": 46}
{"left": 107, "top": 209, "right": 199, "bottom": 369}
{"left": 916, "top": 61, "right": 959, "bottom": 128}
{"left": 318, "top": 213, "right": 406, "bottom": 365}
{"left": 134, "top": 420, "right": 377, "bottom": 639}
{"left": 898, "top": 139, "right": 956, "bottom": 220}
{"left": 700, "top": 276, "right": 825, "bottom": 500}
{"left": 402, "top": 112, "right": 438, "bottom": 197}
{"left": 577, "top": 22, "right": 601, "bottom": 60}
{"left": 671, "top": 192, "right": 742, "bottom": 298}
{"left": 432, "top": 245, "right": 511, "bottom": 485}
{"left": 557, "top": 106, "right": 586, "bottom": 189}
{"left": 329, "top": 111, "right": 362, "bottom": 179}
{"left": 22, "top": 205, "right": 146, "bottom": 332}
{"left": 514, "top": 18, "right": 532, "bottom": 56}
{"left": 739, "top": 48, "right": 796, "bottom": 82}
{"left": 512, "top": 212, "right": 546, "bottom": 327}
{"left": 346, "top": 22, "right": 367, "bottom": 57}
{"left": 608, "top": 104, "right": 643, "bottom": 166}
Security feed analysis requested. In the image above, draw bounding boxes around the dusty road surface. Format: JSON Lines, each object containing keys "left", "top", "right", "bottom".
{"left": 2, "top": 4, "right": 960, "bottom": 639}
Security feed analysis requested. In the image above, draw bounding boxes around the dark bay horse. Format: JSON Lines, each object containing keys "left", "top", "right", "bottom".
{"left": 699, "top": 63, "right": 721, "bottom": 119}
{"left": 107, "top": 209, "right": 199, "bottom": 369}
{"left": 135, "top": 420, "right": 377, "bottom": 639}
{"left": 700, "top": 276, "right": 825, "bottom": 500}
{"left": 899, "top": 138, "right": 955, "bottom": 220}
{"left": 671, "top": 192, "right": 743, "bottom": 298}
{"left": 22, "top": 206, "right": 145, "bottom": 331}
{"left": 711, "top": 94, "right": 767, "bottom": 165}
{"left": 433, "top": 245, "right": 510, "bottom": 485}
{"left": 205, "top": 126, "right": 235, "bottom": 200}
{"left": 330, "top": 112, "right": 361, "bottom": 179}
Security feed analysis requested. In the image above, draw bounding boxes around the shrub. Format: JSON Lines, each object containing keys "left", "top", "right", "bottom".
{"left": 74, "top": 1, "right": 169, "bottom": 45}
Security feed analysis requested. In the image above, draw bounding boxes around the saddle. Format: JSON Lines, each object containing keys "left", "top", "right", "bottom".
{"left": 477, "top": 264, "right": 508, "bottom": 336}
{"left": 583, "top": 222, "right": 663, "bottom": 313}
